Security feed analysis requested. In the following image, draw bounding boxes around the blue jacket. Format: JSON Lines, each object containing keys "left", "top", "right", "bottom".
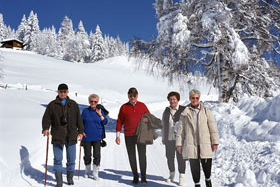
{"left": 82, "top": 106, "right": 108, "bottom": 142}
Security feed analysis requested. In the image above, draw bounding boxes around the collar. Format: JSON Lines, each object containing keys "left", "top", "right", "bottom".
{"left": 169, "top": 105, "right": 179, "bottom": 111}
{"left": 129, "top": 101, "right": 137, "bottom": 106}
{"left": 190, "top": 104, "right": 200, "bottom": 110}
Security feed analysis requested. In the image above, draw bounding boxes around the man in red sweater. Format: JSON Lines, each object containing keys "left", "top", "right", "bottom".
{"left": 115, "top": 87, "right": 150, "bottom": 184}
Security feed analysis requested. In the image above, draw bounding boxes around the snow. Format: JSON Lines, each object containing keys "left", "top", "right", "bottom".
{"left": 0, "top": 48, "right": 279, "bottom": 186}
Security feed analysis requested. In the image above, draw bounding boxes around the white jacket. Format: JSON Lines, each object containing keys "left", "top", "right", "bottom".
{"left": 176, "top": 102, "right": 219, "bottom": 159}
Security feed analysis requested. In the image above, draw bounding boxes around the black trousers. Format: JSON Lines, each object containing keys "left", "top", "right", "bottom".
{"left": 189, "top": 158, "right": 212, "bottom": 183}
{"left": 83, "top": 141, "right": 101, "bottom": 166}
{"left": 165, "top": 140, "right": 186, "bottom": 173}
{"left": 125, "top": 135, "right": 147, "bottom": 178}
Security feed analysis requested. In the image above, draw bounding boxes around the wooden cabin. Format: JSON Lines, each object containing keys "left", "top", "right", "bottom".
{"left": 0, "top": 38, "right": 24, "bottom": 49}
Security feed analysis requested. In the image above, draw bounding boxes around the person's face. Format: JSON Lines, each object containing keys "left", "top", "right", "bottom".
{"left": 128, "top": 94, "right": 138, "bottom": 103}
{"left": 190, "top": 93, "right": 200, "bottom": 107}
{"left": 169, "top": 96, "right": 179, "bottom": 109}
{"left": 58, "top": 90, "right": 68, "bottom": 100}
{"left": 89, "top": 97, "right": 99, "bottom": 109}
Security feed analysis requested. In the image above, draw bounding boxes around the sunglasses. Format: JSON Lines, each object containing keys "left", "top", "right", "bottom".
{"left": 128, "top": 94, "right": 137, "bottom": 98}
{"left": 59, "top": 90, "right": 68, "bottom": 94}
{"left": 90, "top": 100, "right": 98, "bottom": 103}
{"left": 191, "top": 97, "right": 199, "bottom": 100}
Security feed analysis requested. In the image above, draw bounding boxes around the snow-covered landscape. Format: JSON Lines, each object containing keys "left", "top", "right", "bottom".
{"left": 0, "top": 48, "right": 279, "bottom": 187}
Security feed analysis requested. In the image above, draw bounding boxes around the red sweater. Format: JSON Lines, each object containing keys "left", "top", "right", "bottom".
{"left": 116, "top": 101, "right": 150, "bottom": 136}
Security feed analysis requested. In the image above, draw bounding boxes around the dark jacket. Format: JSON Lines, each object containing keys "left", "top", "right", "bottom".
{"left": 162, "top": 105, "right": 186, "bottom": 142}
{"left": 82, "top": 106, "right": 108, "bottom": 142}
{"left": 42, "top": 96, "right": 84, "bottom": 145}
{"left": 136, "top": 113, "right": 162, "bottom": 144}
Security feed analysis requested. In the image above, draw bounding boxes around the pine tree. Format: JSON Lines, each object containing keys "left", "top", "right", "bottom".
{"left": 16, "top": 15, "right": 28, "bottom": 42}
{"left": 75, "top": 20, "right": 90, "bottom": 62}
{"left": 0, "top": 14, "right": 8, "bottom": 41}
{"left": 91, "top": 25, "right": 105, "bottom": 62}
{"left": 58, "top": 16, "right": 75, "bottom": 59}
{"left": 23, "top": 11, "right": 40, "bottom": 50}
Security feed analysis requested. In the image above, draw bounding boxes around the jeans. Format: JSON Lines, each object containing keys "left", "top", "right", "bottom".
{"left": 125, "top": 135, "right": 147, "bottom": 178}
{"left": 53, "top": 141, "right": 76, "bottom": 173}
{"left": 165, "top": 140, "right": 186, "bottom": 173}
{"left": 83, "top": 141, "right": 101, "bottom": 166}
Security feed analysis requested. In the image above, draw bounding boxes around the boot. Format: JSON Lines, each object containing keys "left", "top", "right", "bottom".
{"left": 132, "top": 175, "right": 139, "bottom": 184}
{"left": 205, "top": 179, "right": 212, "bottom": 187}
{"left": 141, "top": 175, "right": 148, "bottom": 183}
{"left": 166, "top": 171, "right": 175, "bottom": 183}
{"left": 92, "top": 164, "right": 100, "bottom": 180}
{"left": 67, "top": 171, "right": 74, "bottom": 185}
{"left": 195, "top": 185, "right": 201, "bottom": 187}
{"left": 179, "top": 173, "right": 185, "bottom": 186}
{"left": 55, "top": 172, "right": 63, "bottom": 187}
{"left": 84, "top": 165, "right": 91, "bottom": 178}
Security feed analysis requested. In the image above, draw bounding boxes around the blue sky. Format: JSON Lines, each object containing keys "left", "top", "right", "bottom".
{"left": 0, "top": 0, "right": 158, "bottom": 42}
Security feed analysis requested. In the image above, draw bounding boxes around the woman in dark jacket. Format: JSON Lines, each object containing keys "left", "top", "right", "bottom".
{"left": 162, "top": 91, "right": 186, "bottom": 186}
{"left": 82, "top": 94, "right": 108, "bottom": 180}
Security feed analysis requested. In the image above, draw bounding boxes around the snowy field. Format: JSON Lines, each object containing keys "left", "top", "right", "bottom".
{"left": 0, "top": 48, "right": 279, "bottom": 187}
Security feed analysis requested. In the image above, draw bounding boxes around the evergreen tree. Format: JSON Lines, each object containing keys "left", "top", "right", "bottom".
{"left": 91, "top": 25, "right": 105, "bottom": 62}
{"left": 75, "top": 20, "right": 90, "bottom": 62}
{"left": 16, "top": 15, "right": 28, "bottom": 42}
{"left": 58, "top": 16, "right": 75, "bottom": 59}
{"left": 0, "top": 14, "right": 8, "bottom": 41}
{"left": 23, "top": 11, "right": 40, "bottom": 50}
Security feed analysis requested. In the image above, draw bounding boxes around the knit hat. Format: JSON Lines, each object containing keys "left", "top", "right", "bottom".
{"left": 58, "top": 83, "right": 68, "bottom": 90}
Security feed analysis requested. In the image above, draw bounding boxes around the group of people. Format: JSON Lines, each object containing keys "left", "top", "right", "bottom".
{"left": 42, "top": 84, "right": 219, "bottom": 187}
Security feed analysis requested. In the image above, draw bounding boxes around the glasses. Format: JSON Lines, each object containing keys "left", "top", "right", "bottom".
{"left": 128, "top": 94, "right": 137, "bottom": 98}
{"left": 59, "top": 90, "right": 68, "bottom": 94}
{"left": 191, "top": 97, "right": 199, "bottom": 100}
{"left": 90, "top": 100, "right": 98, "bottom": 103}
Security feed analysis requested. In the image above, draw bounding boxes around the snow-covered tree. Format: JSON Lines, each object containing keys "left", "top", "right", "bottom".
{"left": 6, "top": 26, "right": 16, "bottom": 38}
{"left": 0, "top": 14, "right": 8, "bottom": 41}
{"left": 91, "top": 25, "right": 105, "bottom": 62}
{"left": 58, "top": 16, "right": 75, "bottom": 59}
{"left": 74, "top": 20, "right": 90, "bottom": 62}
{"left": 23, "top": 11, "right": 40, "bottom": 50}
{"left": 33, "top": 26, "right": 58, "bottom": 57}
{"left": 132, "top": 0, "right": 280, "bottom": 102}
{"left": 16, "top": 15, "right": 28, "bottom": 42}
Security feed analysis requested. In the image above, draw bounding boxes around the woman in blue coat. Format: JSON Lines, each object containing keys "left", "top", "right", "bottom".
{"left": 82, "top": 94, "right": 108, "bottom": 180}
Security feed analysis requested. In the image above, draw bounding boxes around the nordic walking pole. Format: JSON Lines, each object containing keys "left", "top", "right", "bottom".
{"left": 78, "top": 141, "right": 82, "bottom": 179}
{"left": 44, "top": 134, "right": 49, "bottom": 186}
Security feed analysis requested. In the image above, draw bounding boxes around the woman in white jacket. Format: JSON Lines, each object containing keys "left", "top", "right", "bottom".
{"left": 176, "top": 89, "right": 219, "bottom": 187}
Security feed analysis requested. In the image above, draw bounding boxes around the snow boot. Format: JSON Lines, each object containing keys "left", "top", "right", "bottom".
{"left": 166, "top": 171, "right": 175, "bottom": 183}
{"left": 141, "top": 175, "right": 148, "bottom": 183}
{"left": 179, "top": 173, "right": 185, "bottom": 186}
{"left": 195, "top": 183, "right": 201, "bottom": 187}
{"left": 84, "top": 164, "right": 91, "bottom": 178}
{"left": 92, "top": 164, "right": 100, "bottom": 180}
{"left": 132, "top": 175, "right": 139, "bottom": 184}
{"left": 55, "top": 172, "right": 63, "bottom": 187}
{"left": 67, "top": 171, "right": 74, "bottom": 185}
{"left": 205, "top": 179, "right": 212, "bottom": 187}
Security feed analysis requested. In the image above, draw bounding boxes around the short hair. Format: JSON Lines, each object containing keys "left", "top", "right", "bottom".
{"left": 167, "top": 91, "right": 180, "bottom": 101}
{"left": 189, "top": 89, "right": 201, "bottom": 98}
{"left": 128, "top": 87, "right": 138, "bottom": 95}
{"left": 88, "top": 94, "right": 99, "bottom": 102}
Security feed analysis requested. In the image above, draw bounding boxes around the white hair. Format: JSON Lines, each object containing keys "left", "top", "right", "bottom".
{"left": 88, "top": 94, "right": 99, "bottom": 102}
{"left": 189, "top": 89, "right": 201, "bottom": 98}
